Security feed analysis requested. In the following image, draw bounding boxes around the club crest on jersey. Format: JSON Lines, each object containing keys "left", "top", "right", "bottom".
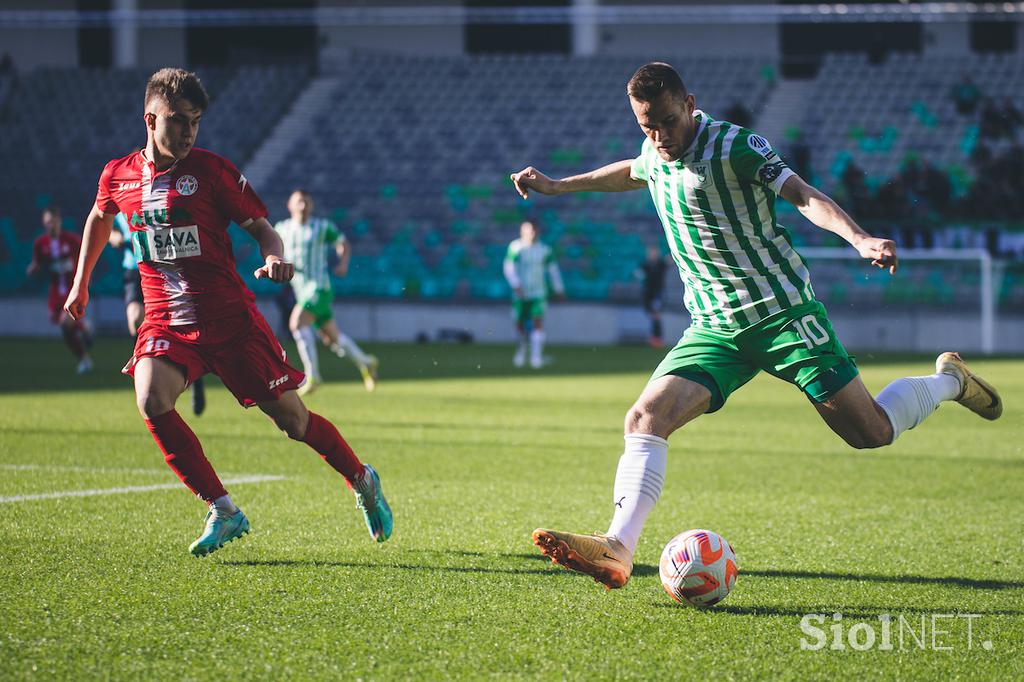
{"left": 175, "top": 175, "right": 198, "bottom": 196}
{"left": 687, "top": 163, "right": 709, "bottom": 186}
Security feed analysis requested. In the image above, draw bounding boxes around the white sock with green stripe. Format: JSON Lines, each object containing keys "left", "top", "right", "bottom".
{"left": 606, "top": 433, "right": 668, "bottom": 555}
{"left": 292, "top": 326, "right": 320, "bottom": 381}
{"left": 334, "top": 333, "right": 370, "bottom": 366}
{"left": 876, "top": 374, "right": 960, "bottom": 442}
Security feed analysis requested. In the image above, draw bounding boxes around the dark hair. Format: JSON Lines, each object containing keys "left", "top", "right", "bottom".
{"left": 145, "top": 68, "right": 209, "bottom": 111}
{"left": 42, "top": 205, "right": 61, "bottom": 215}
{"left": 290, "top": 188, "right": 312, "bottom": 198}
{"left": 521, "top": 219, "right": 539, "bottom": 231}
{"left": 627, "top": 62, "right": 688, "bottom": 102}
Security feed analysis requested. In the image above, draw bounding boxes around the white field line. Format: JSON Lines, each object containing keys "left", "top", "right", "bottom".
{"left": 0, "top": 474, "right": 285, "bottom": 504}
{"left": 0, "top": 464, "right": 170, "bottom": 475}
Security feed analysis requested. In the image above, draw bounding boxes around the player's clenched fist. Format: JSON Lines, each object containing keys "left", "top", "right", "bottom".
{"left": 856, "top": 237, "right": 898, "bottom": 274}
{"left": 255, "top": 256, "right": 294, "bottom": 283}
{"left": 510, "top": 167, "right": 560, "bottom": 199}
{"left": 63, "top": 285, "right": 88, "bottom": 320}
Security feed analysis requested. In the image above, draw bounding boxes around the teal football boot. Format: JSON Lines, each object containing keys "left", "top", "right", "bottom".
{"left": 189, "top": 507, "right": 250, "bottom": 557}
{"left": 353, "top": 464, "right": 393, "bottom": 543}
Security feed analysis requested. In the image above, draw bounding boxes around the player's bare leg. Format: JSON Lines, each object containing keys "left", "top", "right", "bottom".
{"left": 814, "top": 353, "right": 1001, "bottom": 449}
{"left": 59, "top": 312, "right": 92, "bottom": 373}
{"left": 134, "top": 357, "right": 246, "bottom": 556}
{"left": 290, "top": 305, "right": 321, "bottom": 396}
{"left": 125, "top": 301, "right": 143, "bottom": 337}
{"left": 534, "top": 375, "right": 710, "bottom": 588}
{"left": 258, "top": 391, "right": 392, "bottom": 542}
{"left": 319, "top": 319, "right": 378, "bottom": 391}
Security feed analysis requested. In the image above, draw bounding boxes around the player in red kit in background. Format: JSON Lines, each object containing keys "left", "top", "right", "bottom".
{"left": 64, "top": 68, "right": 393, "bottom": 556}
{"left": 27, "top": 205, "right": 94, "bottom": 374}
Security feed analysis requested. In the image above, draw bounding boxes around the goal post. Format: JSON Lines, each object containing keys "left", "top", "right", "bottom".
{"left": 798, "top": 247, "right": 995, "bottom": 355}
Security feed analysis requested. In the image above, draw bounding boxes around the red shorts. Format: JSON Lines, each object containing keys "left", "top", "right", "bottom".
{"left": 123, "top": 305, "right": 306, "bottom": 407}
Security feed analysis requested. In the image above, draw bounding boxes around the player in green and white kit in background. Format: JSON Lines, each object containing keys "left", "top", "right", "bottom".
{"left": 275, "top": 189, "right": 378, "bottom": 394}
{"left": 503, "top": 220, "right": 565, "bottom": 368}
{"left": 511, "top": 62, "right": 1003, "bottom": 590}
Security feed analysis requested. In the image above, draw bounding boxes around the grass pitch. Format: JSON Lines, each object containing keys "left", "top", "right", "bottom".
{"left": 0, "top": 338, "right": 1021, "bottom": 680}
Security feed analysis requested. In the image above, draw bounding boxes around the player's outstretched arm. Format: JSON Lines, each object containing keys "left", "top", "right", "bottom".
{"left": 242, "top": 217, "right": 295, "bottom": 283}
{"left": 334, "top": 239, "right": 350, "bottom": 277}
{"left": 510, "top": 159, "right": 646, "bottom": 199}
{"left": 780, "top": 174, "right": 898, "bottom": 274}
{"left": 64, "top": 205, "right": 115, "bottom": 320}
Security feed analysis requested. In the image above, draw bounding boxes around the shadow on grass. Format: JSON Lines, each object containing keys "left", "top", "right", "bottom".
{"left": 219, "top": 558, "right": 573, "bottom": 577}
{"left": 653, "top": 603, "right": 1024, "bottom": 617}
{"left": 744, "top": 568, "right": 1024, "bottom": 591}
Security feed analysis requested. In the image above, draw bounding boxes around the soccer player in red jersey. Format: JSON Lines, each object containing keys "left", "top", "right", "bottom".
{"left": 63, "top": 68, "right": 393, "bottom": 556}
{"left": 27, "top": 205, "right": 94, "bottom": 374}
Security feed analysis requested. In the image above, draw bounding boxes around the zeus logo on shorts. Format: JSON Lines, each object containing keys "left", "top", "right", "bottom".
{"left": 134, "top": 225, "right": 202, "bottom": 263}
{"left": 268, "top": 374, "right": 290, "bottom": 390}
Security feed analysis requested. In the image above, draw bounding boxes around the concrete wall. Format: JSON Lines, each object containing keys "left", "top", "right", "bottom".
{"left": 0, "top": 0, "right": 78, "bottom": 71}
{"left": 5, "top": 297, "right": 1023, "bottom": 354}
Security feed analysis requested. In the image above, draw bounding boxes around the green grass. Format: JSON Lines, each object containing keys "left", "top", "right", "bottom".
{"left": 0, "top": 338, "right": 1022, "bottom": 680}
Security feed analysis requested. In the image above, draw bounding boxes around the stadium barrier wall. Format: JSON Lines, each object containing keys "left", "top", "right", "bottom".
{"left": 2, "top": 297, "right": 1022, "bottom": 354}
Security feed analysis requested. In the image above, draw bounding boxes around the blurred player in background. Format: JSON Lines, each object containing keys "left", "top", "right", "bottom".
{"left": 110, "top": 211, "right": 205, "bottom": 415}
{"left": 637, "top": 245, "right": 669, "bottom": 348}
{"left": 65, "top": 68, "right": 392, "bottom": 556}
{"left": 27, "top": 205, "right": 93, "bottom": 373}
{"left": 511, "top": 61, "right": 1002, "bottom": 590}
{"left": 274, "top": 189, "right": 378, "bottom": 394}
{"left": 503, "top": 220, "right": 564, "bottom": 368}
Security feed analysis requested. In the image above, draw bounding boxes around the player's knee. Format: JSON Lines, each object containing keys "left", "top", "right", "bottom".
{"left": 136, "top": 391, "right": 174, "bottom": 419}
{"left": 273, "top": 412, "right": 307, "bottom": 440}
{"left": 624, "top": 401, "right": 657, "bottom": 433}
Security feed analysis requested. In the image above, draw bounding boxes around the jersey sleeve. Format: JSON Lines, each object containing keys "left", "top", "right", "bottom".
{"left": 630, "top": 138, "right": 654, "bottom": 182}
{"left": 325, "top": 220, "right": 341, "bottom": 244}
{"left": 95, "top": 160, "right": 120, "bottom": 215}
{"left": 215, "top": 156, "right": 268, "bottom": 225}
{"left": 729, "top": 130, "right": 794, "bottom": 195}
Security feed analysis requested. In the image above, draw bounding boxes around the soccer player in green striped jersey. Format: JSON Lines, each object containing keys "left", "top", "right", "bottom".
{"left": 503, "top": 220, "right": 565, "bottom": 368}
{"left": 511, "top": 62, "right": 1003, "bottom": 590}
{"left": 275, "top": 189, "right": 378, "bottom": 394}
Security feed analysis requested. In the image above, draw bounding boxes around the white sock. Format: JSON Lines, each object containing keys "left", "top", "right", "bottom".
{"left": 335, "top": 333, "right": 370, "bottom": 365}
{"left": 876, "top": 373, "right": 961, "bottom": 443}
{"left": 212, "top": 495, "right": 238, "bottom": 515}
{"left": 292, "top": 326, "right": 320, "bottom": 380}
{"left": 530, "top": 329, "right": 545, "bottom": 362}
{"left": 606, "top": 433, "right": 668, "bottom": 555}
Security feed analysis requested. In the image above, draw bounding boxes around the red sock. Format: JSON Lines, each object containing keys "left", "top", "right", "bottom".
{"left": 145, "top": 410, "right": 227, "bottom": 502}
{"left": 302, "top": 412, "right": 365, "bottom": 483}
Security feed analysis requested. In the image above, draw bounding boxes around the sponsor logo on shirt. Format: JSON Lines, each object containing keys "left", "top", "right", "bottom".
{"left": 118, "top": 181, "right": 142, "bottom": 191}
{"left": 748, "top": 134, "right": 776, "bottom": 160}
{"left": 129, "top": 207, "right": 193, "bottom": 227}
{"left": 268, "top": 374, "right": 290, "bottom": 390}
{"left": 132, "top": 224, "right": 202, "bottom": 262}
{"left": 176, "top": 175, "right": 198, "bottom": 196}
{"left": 758, "top": 160, "right": 788, "bottom": 184}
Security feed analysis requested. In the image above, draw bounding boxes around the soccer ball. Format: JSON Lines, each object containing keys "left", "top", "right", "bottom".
{"left": 659, "top": 529, "right": 738, "bottom": 607}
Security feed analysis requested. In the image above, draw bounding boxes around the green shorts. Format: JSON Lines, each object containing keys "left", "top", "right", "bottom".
{"left": 513, "top": 298, "right": 546, "bottom": 326}
{"left": 299, "top": 288, "right": 334, "bottom": 329}
{"left": 651, "top": 300, "right": 859, "bottom": 413}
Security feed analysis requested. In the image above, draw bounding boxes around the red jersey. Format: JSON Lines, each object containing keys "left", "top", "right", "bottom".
{"left": 33, "top": 231, "right": 81, "bottom": 298}
{"left": 95, "top": 148, "right": 268, "bottom": 326}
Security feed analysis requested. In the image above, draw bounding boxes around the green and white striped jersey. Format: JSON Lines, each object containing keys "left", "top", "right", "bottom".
{"left": 630, "top": 110, "right": 814, "bottom": 330}
{"left": 503, "top": 239, "right": 564, "bottom": 300}
{"left": 274, "top": 217, "right": 345, "bottom": 300}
